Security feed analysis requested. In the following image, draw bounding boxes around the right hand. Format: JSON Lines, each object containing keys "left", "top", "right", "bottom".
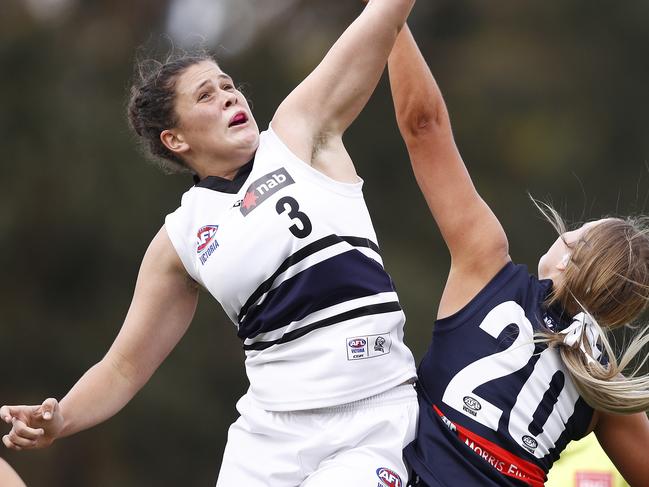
{"left": 1, "top": 398, "right": 63, "bottom": 450}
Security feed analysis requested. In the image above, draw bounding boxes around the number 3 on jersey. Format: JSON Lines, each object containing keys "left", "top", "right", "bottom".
{"left": 442, "top": 301, "right": 580, "bottom": 458}
{"left": 276, "top": 196, "right": 312, "bottom": 239}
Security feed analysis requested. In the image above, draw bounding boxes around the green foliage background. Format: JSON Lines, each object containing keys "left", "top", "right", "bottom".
{"left": 1, "top": 1, "right": 648, "bottom": 485}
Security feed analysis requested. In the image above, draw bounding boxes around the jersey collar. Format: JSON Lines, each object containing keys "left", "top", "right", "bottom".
{"left": 194, "top": 157, "right": 255, "bottom": 194}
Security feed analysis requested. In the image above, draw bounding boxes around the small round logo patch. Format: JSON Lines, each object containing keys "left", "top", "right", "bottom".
{"left": 522, "top": 435, "right": 538, "bottom": 450}
{"left": 376, "top": 467, "right": 402, "bottom": 487}
{"left": 196, "top": 225, "right": 219, "bottom": 253}
{"left": 463, "top": 396, "right": 482, "bottom": 411}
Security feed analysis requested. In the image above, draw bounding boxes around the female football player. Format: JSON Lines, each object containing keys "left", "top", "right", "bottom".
{"left": 388, "top": 24, "right": 649, "bottom": 487}
{"left": 1, "top": 2, "right": 419, "bottom": 485}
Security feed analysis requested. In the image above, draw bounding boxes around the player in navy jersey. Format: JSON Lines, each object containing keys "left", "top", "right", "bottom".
{"left": 1, "top": 3, "right": 419, "bottom": 486}
{"left": 387, "top": 24, "right": 649, "bottom": 487}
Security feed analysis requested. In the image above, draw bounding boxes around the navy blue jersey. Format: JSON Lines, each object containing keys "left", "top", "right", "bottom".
{"left": 405, "top": 263, "right": 594, "bottom": 487}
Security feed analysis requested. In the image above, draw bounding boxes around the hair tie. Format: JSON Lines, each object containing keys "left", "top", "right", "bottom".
{"left": 559, "top": 312, "right": 602, "bottom": 364}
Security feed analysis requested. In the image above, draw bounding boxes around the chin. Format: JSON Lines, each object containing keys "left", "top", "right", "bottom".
{"left": 240, "top": 127, "right": 260, "bottom": 148}
{"left": 537, "top": 257, "right": 548, "bottom": 279}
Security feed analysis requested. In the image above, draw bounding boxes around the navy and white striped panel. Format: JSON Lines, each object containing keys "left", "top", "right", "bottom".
{"left": 243, "top": 292, "right": 401, "bottom": 352}
{"left": 238, "top": 234, "right": 380, "bottom": 323}
{"left": 237, "top": 235, "right": 400, "bottom": 350}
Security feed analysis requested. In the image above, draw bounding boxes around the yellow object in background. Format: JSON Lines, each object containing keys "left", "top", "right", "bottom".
{"left": 546, "top": 434, "right": 628, "bottom": 487}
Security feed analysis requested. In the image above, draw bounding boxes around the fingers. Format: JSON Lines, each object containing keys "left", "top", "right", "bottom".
{"left": 0, "top": 405, "right": 14, "bottom": 424}
{"left": 0, "top": 403, "right": 43, "bottom": 424}
{"left": 2, "top": 434, "right": 20, "bottom": 450}
{"left": 11, "top": 418, "right": 44, "bottom": 441}
{"left": 39, "top": 398, "right": 58, "bottom": 421}
{"left": 3, "top": 433, "right": 34, "bottom": 450}
{"left": 0, "top": 399, "right": 60, "bottom": 450}
{"left": 2, "top": 418, "right": 44, "bottom": 450}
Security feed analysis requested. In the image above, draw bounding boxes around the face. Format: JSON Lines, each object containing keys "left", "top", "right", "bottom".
{"left": 538, "top": 218, "right": 610, "bottom": 282}
{"left": 164, "top": 60, "right": 259, "bottom": 176}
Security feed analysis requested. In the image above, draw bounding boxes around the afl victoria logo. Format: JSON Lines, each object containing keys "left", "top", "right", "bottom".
{"left": 376, "top": 468, "right": 402, "bottom": 487}
{"left": 522, "top": 435, "right": 538, "bottom": 450}
{"left": 463, "top": 396, "right": 482, "bottom": 411}
{"left": 348, "top": 338, "right": 367, "bottom": 348}
{"left": 196, "top": 225, "right": 218, "bottom": 253}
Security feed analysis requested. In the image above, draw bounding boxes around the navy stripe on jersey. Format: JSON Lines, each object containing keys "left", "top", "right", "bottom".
{"left": 243, "top": 301, "right": 401, "bottom": 351}
{"left": 238, "top": 249, "right": 396, "bottom": 341}
{"left": 238, "top": 234, "right": 380, "bottom": 321}
{"left": 341, "top": 236, "right": 380, "bottom": 254}
{"left": 529, "top": 371, "right": 566, "bottom": 436}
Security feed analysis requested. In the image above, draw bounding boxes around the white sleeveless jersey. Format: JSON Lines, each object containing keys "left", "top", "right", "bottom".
{"left": 165, "top": 127, "right": 416, "bottom": 411}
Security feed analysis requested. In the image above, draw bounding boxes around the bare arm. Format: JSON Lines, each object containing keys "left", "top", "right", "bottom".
{"left": 388, "top": 25, "right": 509, "bottom": 319}
{"left": 595, "top": 411, "right": 649, "bottom": 486}
{"left": 2, "top": 226, "right": 198, "bottom": 448}
{"left": 272, "top": 0, "right": 415, "bottom": 182}
{"left": 0, "top": 459, "right": 25, "bottom": 487}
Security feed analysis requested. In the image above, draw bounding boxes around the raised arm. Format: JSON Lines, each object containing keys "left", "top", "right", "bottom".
{"left": 2, "top": 227, "right": 198, "bottom": 449}
{"left": 272, "top": 0, "right": 415, "bottom": 181}
{"left": 388, "top": 25, "right": 509, "bottom": 318}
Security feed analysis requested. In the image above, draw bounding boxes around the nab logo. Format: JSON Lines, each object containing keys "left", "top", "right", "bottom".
{"left": 240, "top": 167, "right": 295, "bottom": 216}
{"left": 196, "top": 225, "right": 219, "bottom": 253}
{"left": 376, "top": 467, "right": 402, "bottom": 487}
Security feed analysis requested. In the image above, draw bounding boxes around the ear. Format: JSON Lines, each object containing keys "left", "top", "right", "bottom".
{"left": 160, "top": 129, "right": 189, "bottom": 155}
{"left": 556, "top": 253, "right": 571, "bottom": 271}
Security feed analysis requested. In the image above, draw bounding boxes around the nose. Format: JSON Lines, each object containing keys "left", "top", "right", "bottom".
{"left": 223, "top": 91, "right": 237, "bottom": 109}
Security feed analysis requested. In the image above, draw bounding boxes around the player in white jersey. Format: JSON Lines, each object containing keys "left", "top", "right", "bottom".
{"left": 1, "top": 2, "right": 418, "bottom": 486}
{"left": 388, "top": 22, "right": 649, "bottom": 487}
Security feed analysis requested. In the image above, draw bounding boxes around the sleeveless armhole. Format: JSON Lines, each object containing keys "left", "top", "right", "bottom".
{"left": 434, "top": 262, "right": 519, "bottom": 332}
{"left": 265, "top": 124, "right": 365, "bottom": 198}
{"left": 164, "top": 207, "right": 200, "bottom": 284}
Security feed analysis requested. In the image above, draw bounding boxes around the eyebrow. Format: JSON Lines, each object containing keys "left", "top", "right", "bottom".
{"left": 192, "top": 74, "right": 233, "bottom": 96}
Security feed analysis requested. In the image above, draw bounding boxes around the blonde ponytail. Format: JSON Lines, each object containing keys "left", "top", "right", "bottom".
{"left": 532, "top": 198, "right": 649, "bottom": 414}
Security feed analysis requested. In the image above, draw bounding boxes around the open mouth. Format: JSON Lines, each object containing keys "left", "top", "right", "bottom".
{"left": 229, "top": 112, "right": 248, "bottom": 128}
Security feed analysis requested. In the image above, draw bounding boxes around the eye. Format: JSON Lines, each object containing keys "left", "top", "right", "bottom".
{"left": 222, "top": 83, "right": 235, "bottom": 91}
{"left": 198, "top": 92, "right": 211, "bottom": 101}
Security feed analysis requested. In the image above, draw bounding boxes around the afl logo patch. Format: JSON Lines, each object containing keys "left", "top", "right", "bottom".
{"left": 196, "top": 225, "right": 219, "bottom": 253}
{"left": 346, "top": 333, "right": 392, "bottom": 361}
{"left": 463, "top": 396, "right": 482, "bottom": 411}
{"left": 522, "top": 435, "right": 538, "bottom": 450}
{"left": 376, "top": 467, "right": 402, "bottom": 487}
{"left": 196, "top": 225, "right": 220, "bottom": 266}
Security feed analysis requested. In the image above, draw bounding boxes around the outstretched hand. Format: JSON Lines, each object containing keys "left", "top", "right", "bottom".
{"left": 1, "top": 398, "right": 63, "bottom": 450}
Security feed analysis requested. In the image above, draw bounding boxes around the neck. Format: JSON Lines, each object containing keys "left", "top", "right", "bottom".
{"left": 192, "top": 152, "right": 255, "bottom": 180}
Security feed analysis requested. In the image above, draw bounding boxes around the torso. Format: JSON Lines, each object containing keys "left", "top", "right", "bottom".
{"left": 406, "top": 263, "right": 595, "bottom": 487}
{"left": 165, "top": 126, "right": 416, "bottom": 411}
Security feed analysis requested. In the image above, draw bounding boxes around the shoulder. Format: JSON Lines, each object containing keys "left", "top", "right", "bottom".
{"left": 437, "top": 262, "right": 550, "bottom": 327}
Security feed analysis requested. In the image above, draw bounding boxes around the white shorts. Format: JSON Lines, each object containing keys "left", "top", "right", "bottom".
{"left": 216, "top": 383, "right": 418, "bottom": 487}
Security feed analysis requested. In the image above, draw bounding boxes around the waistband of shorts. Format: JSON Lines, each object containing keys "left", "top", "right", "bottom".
{"left": 307, "top": 380, "right": 417, "bottom": 414}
